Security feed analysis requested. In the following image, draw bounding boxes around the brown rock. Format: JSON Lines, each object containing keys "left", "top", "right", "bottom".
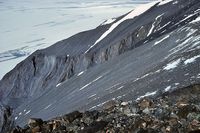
{"left": 103, "top": 100, "right": 117, "bottom": 110}
{"left": 189, "top": 119, "right": 200, "bottom": 130}
{"left": 165, "top": 126, "right": 171, "bottom": 132}
{"left": 78, "top": 121, "right": 108, "bottom": 133}
{"left": 177, "top": 104, "right": 196, "bottom": 118}
{"left": 31, "top": 126, "right": 41, "bottom": 133}
{"left": 11, "top": 126, "right": 22, "bottom": 133}
{"left": 52, "top": 120, "right": 62, "bottom": 130}
{"left": 28, "top": 118, "right": 43, "bottom": 128}
{"left": 138, "top": 99, "right": 153, "bottom": 109}
{"left": 63, "top": 111, "right": 82, "bottom": 123}
{"left": 168, "top": 118, "right": 178, "bottom": 127}
{"left": 42, "top": 123, "right": 53, "bottom": 132}
{"left": 105, "top": 129, "right": 115, "bottom": 133}
{"left": 189, "top": 130, "right": 200, "bottom": 133}
{"left": 176, "top": 102, "right": 189, "bottom": 108}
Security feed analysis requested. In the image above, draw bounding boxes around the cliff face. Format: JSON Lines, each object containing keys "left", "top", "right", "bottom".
{"left": 0, "top": 0, "right": 200, "bottom": 129}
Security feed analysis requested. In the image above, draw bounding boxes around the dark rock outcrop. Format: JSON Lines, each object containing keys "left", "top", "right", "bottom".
{"left": 0, "top": 105, "right": 14, "bottom": 133}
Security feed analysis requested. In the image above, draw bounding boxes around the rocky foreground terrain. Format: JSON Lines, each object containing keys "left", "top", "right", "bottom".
{"left": 9, "top": 84, "right": 200, "bottom": 133}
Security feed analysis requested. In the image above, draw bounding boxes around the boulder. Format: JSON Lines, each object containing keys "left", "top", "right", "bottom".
{"left": 28, "top": 118, "right": 43, "bottom": 128}
{"left": 63, "top": 111, "right": 82, "bottom": 123}
{"left": 78, "top": 121, "right": 108, "bottom": 133}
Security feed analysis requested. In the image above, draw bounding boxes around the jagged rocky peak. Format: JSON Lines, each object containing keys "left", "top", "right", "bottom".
{"left": 0, "top": 0, "right": 200, "bottom": 132}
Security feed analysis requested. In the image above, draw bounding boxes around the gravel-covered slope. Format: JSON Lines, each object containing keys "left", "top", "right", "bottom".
{"left": 0, "top": 0, "right": 200, "bottom": 131}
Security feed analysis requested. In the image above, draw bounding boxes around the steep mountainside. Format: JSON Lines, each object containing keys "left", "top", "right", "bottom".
{"left": 0, "top": 0, "right": 200, "bottom": 131}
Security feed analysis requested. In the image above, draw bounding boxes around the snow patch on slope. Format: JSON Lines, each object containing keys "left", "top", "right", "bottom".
{"left": 15, "top": 116, "right": 18, "bottom": 120}
{"left": 24, "top": 110, "right": 31, "bottom": 115}
{"left": 190, "top": 16, "right": 200, "bottom": 23}
{"left": 164, "top": 86, "right": 171, "bottom": 92}
{"left": 101, "top": 18, "right": 116, "bottom": 25}
{"left": 154, "top": 34, "right": 170, "bottom": 46}
{"left": 80, "top": 75, "right": 104, "bottom": 91}
{"left": 147, "top": 13, "right": 164, "bottom": 37}
{"left": 136, "top": 91, "right": 157, "bottom": 101}
{"left": 77, "top": 71, "right": 85, "bottom": 76}
{"left": 173, "top": 1, "right": 178, "bottom": 5}
{"left": 88, "top": 94, "right": 96, "bottom": 99}
{"left": 158, "top": 0, "right": 173, "bottom": 6}
{"left": 163, "top": 59, "right": 181, "bottom": 70}
{"left": 56, "top": 83, "right": 62, "bottom": 87}
{"left": 184, "top": 55, "right": 200, "bottom": 65}
{"left": 44, "top": 104, "right": 52, "bottom": 110}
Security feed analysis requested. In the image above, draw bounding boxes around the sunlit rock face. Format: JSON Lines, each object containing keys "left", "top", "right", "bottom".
{"left": 0, "top": 0, "right": 200, "bottom": 131}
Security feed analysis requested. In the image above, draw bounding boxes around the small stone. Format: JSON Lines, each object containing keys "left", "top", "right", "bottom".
{"left": 141, "top": 122, "right": 147, "bottom": 128}
{"left": 121, "top": 102, "right": 129, "bottom": 106}
{"left": 179, "top": 118, "right": 187, "bottom": 127}
{"left": 168, "top": 118, "right": 178, "bottom": 126}
{"left": 28, "top": 118, "right": 43, "bottom": 128}
{"left": 63, "top": 111, "right": 82, "bottom": 123}
{"left": 103, "top": 100, "right": 117, "bottom": 110}
{"left": 11, "top": 126, "right": 22, "bottom": 133}
{"left": 189, "top": 119, "right": 200, "bottom": 131}
{"left": 139, "top": 99, "right": 153, "bottom": 109}
{"left": 166, "top": 126, "right": 171, "bottom": 132}
{"left": 136, "top": 128, "right": 148, "bottom": 133}
{"left": 177, "top": 104, "right": 197, "bottom": 119}
{"left": 189, "top": 130, "right": 200, "bottom": 133}
{"left": 42, "top": 123, "right": 53, "bottom": 132}
{"left": 31, "top": 126, "right": 41, "bottom": 133}
{"left": 130, "top": 106, "right": 138, "bottom": 114}
{"left": 117, "top": 123, "right": 121, "bottom": 127}
{"left": 161, "top": 126, "right": 167, "bottom": 133}
{"left": 170, "top": 112, "right": 178, "bottom": 119}
{"left": 122, "top": 106, "right": 132, "bottom": 116}
{"left": 105, "top": 129, "right": 115, "bottom": 133}
{"left": 187, "top": 113, "right": 197, "bottom": 121}
{"left": 78, "top": 121, "right": 108, "bottom": 133}
{"left": 176, "top": 100, "right": 189, "bottom": 108}
{"left": 187, "top": 113, "right": 200, "bottom": 122}
{"left": 52, "top": 120, "right": 61, "bottom": 130}
{"left": 143, "top": 108, "right": 150, "bottom": 115}
{"left": 154, "top": 107, "right": 170, "bottom": 120}
{"left": 191, "top": 119, "right": 200, "bottom": 126}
